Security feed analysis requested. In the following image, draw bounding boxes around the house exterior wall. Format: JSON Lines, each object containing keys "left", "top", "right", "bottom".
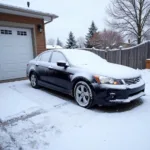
{"left": 0, "top": 13, "right": 46, "bottom": 55}
{"left": 146, "top": 59, "right": 150, "bottom": 69}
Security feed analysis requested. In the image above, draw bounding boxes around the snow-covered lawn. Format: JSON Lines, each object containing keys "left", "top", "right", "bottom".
{"left": 0, "top": 70, "right": 150, "bottom": 150}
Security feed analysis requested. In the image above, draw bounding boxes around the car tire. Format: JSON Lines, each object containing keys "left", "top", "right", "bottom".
{"left": 30, "top": 73, "right": 39, "bottom": 89}
{"left": 74, "top": 81, "right": 94, "bottom": 108}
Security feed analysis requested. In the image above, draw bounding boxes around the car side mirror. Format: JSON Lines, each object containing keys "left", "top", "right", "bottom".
{"left": 57, "top": 61, "right": 68, "bottom": 68}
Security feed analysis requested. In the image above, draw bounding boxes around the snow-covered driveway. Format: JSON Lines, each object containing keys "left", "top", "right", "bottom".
{"left": 0, "top": 70, "right": 150, "bottom": 150}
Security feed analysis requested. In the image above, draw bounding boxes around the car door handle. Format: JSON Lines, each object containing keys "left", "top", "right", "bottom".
{"left": 36, "top": 63, "right": 39, "bottom": 66}
{"left": 48, "top": 66, "right": 53, "bottom": 69}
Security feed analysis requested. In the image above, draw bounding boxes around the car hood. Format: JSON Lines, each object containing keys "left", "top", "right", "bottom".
{"left": 77, "top": 62, "right": 140, "bottom": 79}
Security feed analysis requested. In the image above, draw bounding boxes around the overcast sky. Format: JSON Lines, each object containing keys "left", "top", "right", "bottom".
{"left": 0, "top": 0, "right": 110, "bottom": 44}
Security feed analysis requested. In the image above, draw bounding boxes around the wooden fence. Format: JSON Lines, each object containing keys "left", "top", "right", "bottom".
{"left": 81, "top": 41, "right": 150, "bottom": 69}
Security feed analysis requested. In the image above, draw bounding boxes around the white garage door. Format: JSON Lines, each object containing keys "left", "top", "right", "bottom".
{"left": 0, "top": 26, "right": 34, "bottom": 80}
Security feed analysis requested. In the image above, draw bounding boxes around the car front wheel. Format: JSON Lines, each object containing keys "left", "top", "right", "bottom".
{"left": 30, "top": 73, "right": 39, "bottom": 88}
{"left": 74, "top": 81, "right": 94, "bottom": 108}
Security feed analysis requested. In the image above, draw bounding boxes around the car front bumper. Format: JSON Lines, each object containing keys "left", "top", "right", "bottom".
{"left": 92, "top": 80, "right": 145, "bottom": 106}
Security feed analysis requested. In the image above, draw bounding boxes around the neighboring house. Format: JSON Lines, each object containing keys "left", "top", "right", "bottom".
{"left": 46, "top": 45, "right": 63, "bottom": 50}
{"left": 0, "top": 3, "right": 58, "bottom": 81}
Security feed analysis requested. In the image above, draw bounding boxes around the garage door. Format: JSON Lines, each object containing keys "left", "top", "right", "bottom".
{"left": 0, "top": 26, "right": 34, "bottom": 80}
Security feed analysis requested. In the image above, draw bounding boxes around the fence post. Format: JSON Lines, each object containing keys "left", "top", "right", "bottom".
{"left": 106, "top": 47, "right": 109, "bottom": 60}
{"left": 119, "top": 46, "right": 122, "bottom": 64}
{"left": 92, "top": 47, "right": 95, "bottom": 50}
{"left": 106, "top": 47, "right": 109, "bottom": 51}
{"left": 148, "top": 41, "right": 150, "bottom": 58}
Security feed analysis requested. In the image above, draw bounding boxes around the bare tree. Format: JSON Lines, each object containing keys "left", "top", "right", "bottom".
{"left": 88, "top": 33, "right": 100, "bottom": 48}
{"left": 47, "top": 38, "right": 55, "bottom": 45}
{"left": 56, "top": 38, "right": 63, "bottom": 47}
{"left": 89, "top": 29, "right": 124, "bottom": 49}
{"left": 107, "top": 0, "right": 150, "bottom": 44}
{"left": 77, "top": 37, "right": 85, "bottom": 48}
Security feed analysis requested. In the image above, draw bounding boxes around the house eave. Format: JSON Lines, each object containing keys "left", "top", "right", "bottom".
{"left": 0, "top": 3, "right": 58, "bottom": 22}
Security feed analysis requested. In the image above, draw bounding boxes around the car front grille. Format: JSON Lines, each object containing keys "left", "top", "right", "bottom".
{"left": 124, "top": 77, "right": 141, "bottom": 85}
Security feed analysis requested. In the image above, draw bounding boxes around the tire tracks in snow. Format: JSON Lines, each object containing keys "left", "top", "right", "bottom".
{"left": 0, "top": 119, "right": 23, "bottom": 150}
{"left": 0, "top": 109, "right": 46, "bottom": 150}
{"left": 2, "top": 109, "right": 46, "bottom": 126}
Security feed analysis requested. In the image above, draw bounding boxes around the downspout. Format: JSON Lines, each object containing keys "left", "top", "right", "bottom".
{"left": 44, "top": 16, "right": 53, "bottom": 51}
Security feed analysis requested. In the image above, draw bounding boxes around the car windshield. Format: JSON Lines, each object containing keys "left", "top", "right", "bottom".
{"left": 62, "top": 50, "right": 106, "bottom": 65}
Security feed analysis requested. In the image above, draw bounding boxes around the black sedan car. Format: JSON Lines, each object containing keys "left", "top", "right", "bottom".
{"left": 26, "top": 49, "right": 145, "bottom": 108}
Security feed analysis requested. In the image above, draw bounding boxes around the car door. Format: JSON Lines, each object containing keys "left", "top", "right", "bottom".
{"left": 48, "top": 51, "right": 72, "bottom": 92}
{"left": 36, "top": 51, "right": 52, "bottom": 83}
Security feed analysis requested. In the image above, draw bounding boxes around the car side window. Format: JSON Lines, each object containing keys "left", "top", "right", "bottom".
{"left": 40, "top": 51, "right": 52, "bottom": 62}
{"left": 51, "top": 52, "right": 66, "bottom": 63}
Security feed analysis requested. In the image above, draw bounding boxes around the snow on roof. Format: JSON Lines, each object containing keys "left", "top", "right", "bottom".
{"left": 46, "top": 45, "right": 63, "bottom": 49}
{"left": 55, "top": 45, "right": 63, "bottom": 49}
{"left": 0, "top": 3, "right": 58, "bottom": 22}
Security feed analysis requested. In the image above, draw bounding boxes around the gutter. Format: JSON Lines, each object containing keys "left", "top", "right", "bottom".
{"left": 44, "top": 15, "right": 58, "bottom": 25}
{"left": 44, "top": 17, "right": 53, "bottom": 25}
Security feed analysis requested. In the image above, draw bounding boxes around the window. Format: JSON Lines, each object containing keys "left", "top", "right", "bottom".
{"left": 51, "top": 52, "right": 66, "bottom": 63}
{"left": 35, "top": 55, "right": 41, "bottom": 61}
{"left": 17, "top": 31, "right": 27, "bottom": 36}
{"left": 40, "top": 51, "right": 52, "bottom": 62}
{"left": 1, "top": 30, "right": 12, "bottom": 35}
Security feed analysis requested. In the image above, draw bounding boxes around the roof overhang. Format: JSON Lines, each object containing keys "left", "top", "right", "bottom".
{"left": 0, "top": 3, "right": 58, "bottom": 23}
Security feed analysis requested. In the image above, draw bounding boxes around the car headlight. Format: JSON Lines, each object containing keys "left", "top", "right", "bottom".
{"left": 93, "top": 75, "right": 123, "bottom": 85}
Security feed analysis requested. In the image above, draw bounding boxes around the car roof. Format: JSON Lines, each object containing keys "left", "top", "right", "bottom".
{"left": 53, "top": 49, "right": 79, "bottom": 52}
{"left": 49, "top": 49, "right": 88, "bottom": 55}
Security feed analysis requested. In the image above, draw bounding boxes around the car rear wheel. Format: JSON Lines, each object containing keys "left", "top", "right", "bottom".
{"left": 30, "top": 73, "right": 39, "bottom": 88}
{"left": 74, "top": 81, "right": 94, "bottom": 108}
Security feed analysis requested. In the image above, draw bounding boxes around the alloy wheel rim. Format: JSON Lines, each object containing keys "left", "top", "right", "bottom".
{"left": 75, "top": 84, "right": 90, "bottom": 107}
{"left": 31, "top": 74, "right": 36, "bottom": 87}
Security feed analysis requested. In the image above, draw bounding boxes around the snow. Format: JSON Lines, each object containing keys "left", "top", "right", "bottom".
{"left": 110, "top": 92, "right": 145, "bottom": 103}
{"left": 80, "top": 48, "right": 107, "bottom": 52}
{"left": 46, "top": 45, "right": 62, "bottom": 49}
{"left": 0, "top": 127, "right": 18, "bottom": 150}
{"left": 60, "top": 49, "right": 140, "bottom": 79}
{"left": 0, "top": 83, "right": 39, "bottom": 121}
{"left": 0, "top": 3, "right": 57, "bottom": 19}
{"left": 61, "top": 49, "right": 106, "bottom": 65}
{"left": 0, "top": 69, "right": 150, "bottom": 150}
{"left": 122, "top": 41, "right": 150, "bottom": 51}
{"left": 82, "top": 62, "right": 141, "bottom": 79}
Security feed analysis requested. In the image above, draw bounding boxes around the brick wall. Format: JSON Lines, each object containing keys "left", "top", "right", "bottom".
{"left": 0, "top": 13, "right": 46, "bottom": 55}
